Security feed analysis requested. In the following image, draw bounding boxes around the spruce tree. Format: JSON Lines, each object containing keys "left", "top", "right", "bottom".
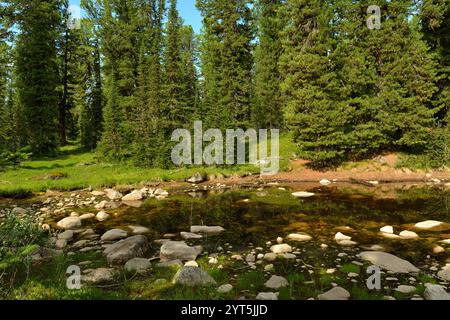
{"left": 13, "top": 0, "right": 61, "bottom": 155}
{"left": 197, "top": 0, "right": 255, "bottom": 130}
{"left": 253, "top": 0, "right": 284, "bottom": 129}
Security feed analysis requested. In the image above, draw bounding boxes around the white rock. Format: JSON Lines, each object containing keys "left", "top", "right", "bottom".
{"left": 287, "top": 233, "right": 312, "bottom": 242}
{"left": 415, "top": 220, "right": 443, "bottom": 230}
{"left": 335, "top": 232, "right": 352, "bottom": 241}
{"left": 433, "top": 246, "right": 445, "bottom": 254}
{"left": 318, "top": 287, "right": 350, "bottom": 300}
{"left": 122, "top": 190, "right": 146, "bottom": 202}
{"left": 246, "top": 254, "right": 256, "bottom": 263}
{"left": 105, "top": 189, "right": 123, "bottom": 200}
{"left": 358, "top": 251, "right": 420, "bottom": 273}
{"left": 91, "top": 191, "right": 105, "bottom": 196}
{"left": 292, "top": 192, "right": 315, "bottom": 198}
{"left": 209, "top": 257, "right": 218, "bottom": 264}
{"left": 96, "top": 211, "right": 110, "bottom": 222}
{"left": 276, "top": 237, "right": 283, "bottom": 244}
{"left": 57, "top": 216, "right": 81, "bottom": 230}
{"left": 265, "top": 275, "right": 288, "bottom": 289}
{"left": 399, "top": 231, "right": 419, "bottom": 239}
{"left": 320, "top": 179, "right": 331, "bottom": 186}
{"left": 380, "top": 226, "right": 394, "bottom": 234}
{"left": 101, "top": 229, "right": 128, "bottom": 242}
{"left": 217, "top": 284, "right": 233, "bottom": 294}
{"left": 55, "top": 239, "right": 67, "bottom": 249}
{"left": 256, "top": 292, "right": 278, "bottom": 300}
{"left": 395, "top": 285, "right": 416, "bottom": 294}
{"left": 160, "top": 241, "right": 203, "bottom": 262}
{"left": 270, "top": 244, "right": 292, "bottom": 254}
{"left": 424, "top": 283, "right": 450, "bottom": 300}
{"left": 185, "top": 261, "right": 199, "bottom": 267}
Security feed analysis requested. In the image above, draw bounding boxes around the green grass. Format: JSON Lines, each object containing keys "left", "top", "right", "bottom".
{"left": 0, "top": 136, "right": 298, "bottom": 198}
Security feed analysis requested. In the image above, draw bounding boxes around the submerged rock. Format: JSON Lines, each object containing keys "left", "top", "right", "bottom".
{"left": 287, "top": 233, "right": 312, "bottom": 242}
{"left": 103, "top": 235, "right": 149, "bottom": 265}
{"left": 399, "top": 231, "right": 419, "bottom": 239}
{"left": 415, "top": 220, "right": 444, "bottom": 230}
{"left": 380, "top": 226, "right": 394, "bottom": 234}
{"left": 172, "top": 267, "right": 216, "bottom": 287}
{"left": 358, "top": 251, "right": 420, "bottom": 273}
{"left": 190, "top": 225, "right": 225, "bottom": 235}
{"left": 160, "top": 241, "right": 203, "bottom": 262}
{"left": 180, "top": 232, "right": 203, "bottom": 240}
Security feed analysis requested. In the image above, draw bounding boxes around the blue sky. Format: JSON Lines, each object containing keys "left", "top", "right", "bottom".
{"left": 69, "top": 0, "right": 202, "bottom": 33}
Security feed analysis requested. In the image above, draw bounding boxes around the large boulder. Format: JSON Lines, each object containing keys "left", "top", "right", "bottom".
{"left": 437, "top": 264, "right": 450, "bottom": 281}
{"left": 358, "top": 251, "right": 420, "bottom": 273}
{"left": 57, "top": 216, "right": 81, "bottom": 230}
{"left": 160, "top": 241, "right": 203, "bottom": 262}
{"left": 103, "top": 235, "right": 149, "bottom": 265}
{"left": 187, "top": 172, "right": 206, "bottom": 184}
{"left": 172, "top": 267, "right": 216, "bottom": 287}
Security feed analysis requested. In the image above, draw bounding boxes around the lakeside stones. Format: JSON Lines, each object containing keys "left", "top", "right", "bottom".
{"left": 187, "top": 172, "right": 206, "bottom": 184}
{"left": 172, "top": 267, "right": 216, "bottom": 287}
{"left": 160, "top": 241, "right": 203, "bottom": 262}
{"left": 265, "top": 275, "right": 288, "bottom": 289}
{"left": 433, "top": 246, "right": 445, "bottom": 254}
{"left": 79, "top": 213, "right": 95, "bottom": 221}
{"left": 424, "top": 284, "right": 450, "bottom": 300}
{"left": 124, "top": 258, "right": 151, "bottom": 273}
{"left": 287, "top": 233, "right": 312, "bottom": 242}
{"left": 318, "top": 287, "right": 350, "bottom": 300}
{"left": 57, "top": 216, "right": 82, "bottom": 230}
{"left": 122, "top": 190, "right": 146, "bottom": 202}
{"left": 55, "top": 239, "right": 67, "bottom": 249}
{"left": 264, "top": 253, "right": 277, "bottom": 262}
{"left": 335, "top": 232, "right": 357, "bottom": 246}
{"left": 101, "top": 229, "right": 128, "bottom": 242}
{"left": 103, "top": 235, "right": 149, "bottom": 265}
{"left": 96, "top": 211, "right": 110, "bottom": 222}
{"left": 291, "top": 192, "right": 315, "bottom": 198}
{"left": 190, "top": 225, "right": 225, "bottom": 235}
{"left": 358, "top": 251, "right": 420, "bottom": 273}
{"left": 270, "top": 244, "right": 292, "bottom": 254}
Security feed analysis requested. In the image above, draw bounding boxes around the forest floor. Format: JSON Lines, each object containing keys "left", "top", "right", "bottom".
{"left": 0, "top": 138, "right": 449, "bottom": 198}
